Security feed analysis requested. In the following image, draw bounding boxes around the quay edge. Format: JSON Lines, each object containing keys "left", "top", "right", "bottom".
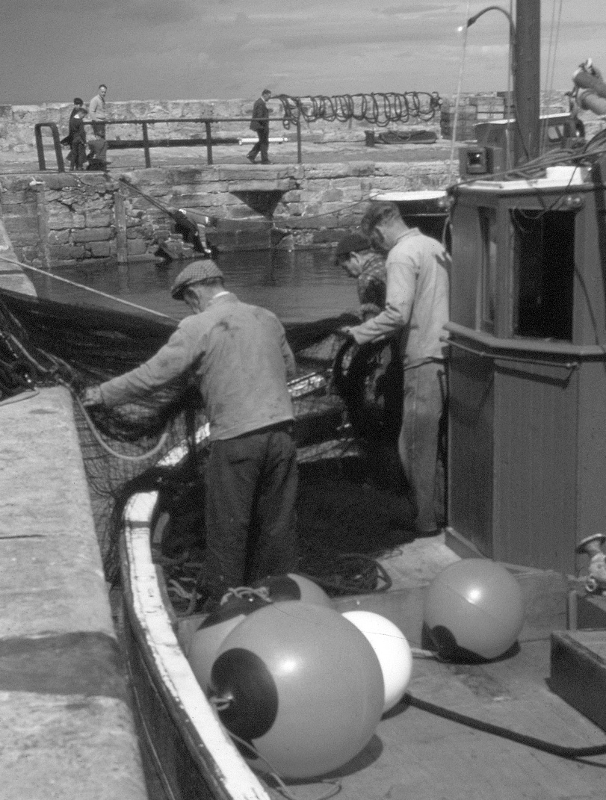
{"left": 0, "top": 386, "right": 148, "bottom": 800}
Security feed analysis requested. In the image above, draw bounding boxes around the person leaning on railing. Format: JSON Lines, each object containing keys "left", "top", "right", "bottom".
{"left": 88, "top": 83, "right": 108, "bottom": 163}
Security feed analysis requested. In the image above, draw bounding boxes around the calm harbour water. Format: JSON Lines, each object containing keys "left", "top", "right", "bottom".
{"left": 30, "top": 249, "right": 359, "bottom": 325}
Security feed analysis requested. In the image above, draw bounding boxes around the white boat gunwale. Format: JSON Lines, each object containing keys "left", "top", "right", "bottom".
{"left": 121, "top": 488, "right": 272, "bottom": 800}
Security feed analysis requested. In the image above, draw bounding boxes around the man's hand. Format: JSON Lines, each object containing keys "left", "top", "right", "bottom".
{"left": 81, "top": 385, "right": 104, "bottom": 407}
{"left": 339, "top": 326, "right": 356, "bottom": 338}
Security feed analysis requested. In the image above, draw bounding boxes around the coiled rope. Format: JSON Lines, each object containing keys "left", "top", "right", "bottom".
{"left": 274, "top": 92, "right": 442, "bottom": 129}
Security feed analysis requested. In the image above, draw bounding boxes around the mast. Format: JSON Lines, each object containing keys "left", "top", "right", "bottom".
{"left": 513, "top": 0, "right": 541, "bottom": 165}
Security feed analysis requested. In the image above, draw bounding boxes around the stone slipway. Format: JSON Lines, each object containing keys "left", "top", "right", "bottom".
{"left": 0, "top": 386, "right": 148, "bottom": 800}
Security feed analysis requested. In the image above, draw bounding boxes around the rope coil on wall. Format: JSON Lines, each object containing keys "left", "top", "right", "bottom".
{"left": 274, "top": 92, "right": 442, "bottom": 128}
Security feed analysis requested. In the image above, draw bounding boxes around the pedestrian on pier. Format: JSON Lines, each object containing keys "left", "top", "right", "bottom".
{"left": 247, "top": 89, "right": 272, "bottom": 164}
{"left": 68, "top": 107, "right": 87, "bottom": 171}
{"left": 89, "top": 84, "right": 108, "bottom": 162}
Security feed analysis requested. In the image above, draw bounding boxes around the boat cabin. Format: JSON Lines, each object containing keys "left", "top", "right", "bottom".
{"left": 446, "top": 161, "right": 606, "bottom": 574}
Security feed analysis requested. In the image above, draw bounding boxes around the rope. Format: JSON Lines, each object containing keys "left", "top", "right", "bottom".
{"left": 274, "top": 92, "right": 442, "bottom": 130}
{"left": 118, "top": 176, "right": 180, "bottom": 218}
{"left": 73, "top": 391, "right": 170, "bottom": 462}
{"left": 0, "top": 254, "right": 178, "bottom": 322}
{"left": 406, "top": 692, "right": 606, "bottom": 761}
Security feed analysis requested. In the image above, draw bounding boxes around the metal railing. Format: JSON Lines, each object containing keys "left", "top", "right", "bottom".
{"left": 35, "top": 116, "right": 303, "bottom": 171}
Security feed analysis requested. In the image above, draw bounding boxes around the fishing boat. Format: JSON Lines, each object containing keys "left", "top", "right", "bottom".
{"left": 4, "top": 2, "right": 606, "bottom": 796}
{"left": 117, "top": 414, "right": 606, "bottom": 800}
{"left": 115, "top": 2, "right": 606, "bottom": 798}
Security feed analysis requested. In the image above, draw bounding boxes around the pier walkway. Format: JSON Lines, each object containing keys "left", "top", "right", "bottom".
{"left": 0, "top": 386, "right": 148, "bottom": 800}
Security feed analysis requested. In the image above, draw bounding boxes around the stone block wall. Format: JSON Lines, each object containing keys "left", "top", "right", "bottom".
{"left": 0, "top": 97, "right": 445, "bottom": 157}
{"left": 0, "top": 159, "right": 452, "bottom": 267}
{"left": 440, "top": 90, "right": 570, "bottom": 140}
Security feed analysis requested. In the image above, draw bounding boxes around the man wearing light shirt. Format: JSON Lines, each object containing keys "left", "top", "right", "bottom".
{"left": 342, "top": 201, "right": 450, "bottom": 537}
{"left": 89, "top": 84, "right": 108, "bottom": 162}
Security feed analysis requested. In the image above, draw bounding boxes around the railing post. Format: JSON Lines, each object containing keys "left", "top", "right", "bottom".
{"left": 34, "top": 123, "right": 65, "bottom": 172}
{"left": 205, "top": 121, "right": 213, "bottom": 165}
{"left": 34, "top": 125, "right": 46, "bottom": 171}
{"left": 141, "top": 121, "right": 151, "bottom": 167}
{"left": 296, "top": 117, "right": 302, "bottom": 164}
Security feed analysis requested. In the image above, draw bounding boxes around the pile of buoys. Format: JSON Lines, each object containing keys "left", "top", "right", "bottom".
{"left": 187, "top": 561, "right": 525, "bottom": 779}
{"left": 188, "top": 572, "right": 413, "bottom": 779}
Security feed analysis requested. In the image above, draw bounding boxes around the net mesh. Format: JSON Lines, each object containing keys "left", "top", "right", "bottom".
{"left": 0, "top": 287, "right": 411, "bottom": 596}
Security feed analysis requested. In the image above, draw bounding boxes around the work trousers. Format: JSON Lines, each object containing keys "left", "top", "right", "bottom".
{"left": 248, "top": 127, "right": 270, "bottom": 162}
{"left": 203, "top": 423, "right": 299, "bottom": 595}
{"left": 399, "top": 359, "right": 446, "bottom": 533}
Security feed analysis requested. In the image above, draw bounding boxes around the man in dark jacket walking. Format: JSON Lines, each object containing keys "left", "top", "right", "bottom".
{"left": 247, "top": 89, "right": 272, "bottom": 164}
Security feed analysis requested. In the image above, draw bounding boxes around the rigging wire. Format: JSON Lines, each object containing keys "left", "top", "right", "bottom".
{"left": 541, "top": 0, "right": 565, "bottom": 155}
{"left": 448, "top": 0, "right": 472, "bottom": 184}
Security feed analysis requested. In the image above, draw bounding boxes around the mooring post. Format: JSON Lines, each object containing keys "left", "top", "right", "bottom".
{"left": 33, "top": 182, "right": 51, "bottom": 269}
{"left": 114, "top": 186, "right": 128, "bottom": 265}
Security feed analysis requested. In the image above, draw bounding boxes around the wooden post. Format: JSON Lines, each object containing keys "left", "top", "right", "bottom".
{"left": 142, "top": 122, "right": 151, "bottom": 168}
{"left": 34, "top": 183, "right": 51, "bottom": 269}
{"left": 513, "top": 0, "right": 541, "bottom": 165}
{"left": 114, "top": 187, "right": 128, "bottom": 265}
{"left": 296, "top": 117, "right": 302, "bottom": 165}
{"left": 205, "top": 121, "right": 213, "bottom": 165}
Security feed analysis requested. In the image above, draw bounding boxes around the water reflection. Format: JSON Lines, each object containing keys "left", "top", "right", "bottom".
{"left": 30, "top": 249, "right": 358, "bottom": 324}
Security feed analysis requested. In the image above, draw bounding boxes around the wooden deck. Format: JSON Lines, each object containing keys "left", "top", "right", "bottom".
{"left": 260, "top": 638, "right": 606, "bottom": 800}
{"left": 172, "top": 540, "right": 606, "bottom": 800}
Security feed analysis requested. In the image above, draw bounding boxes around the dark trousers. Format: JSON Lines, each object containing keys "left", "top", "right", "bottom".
{"left": 203, "top": 424, "right": 299, "bottom": 594}
{"left": 91, "top": 122, "right": 108, "bottom": 161}
{"left": 248, "top": 127, "right": 269, "bottom": 162}
{"left": 92, "top": 121, "right": 106, "bottom": 138}
{"left": 69, "top": 141, "right": 86, "bottom": 170}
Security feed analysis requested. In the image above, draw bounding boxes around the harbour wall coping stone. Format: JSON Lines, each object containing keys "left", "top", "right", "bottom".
{"left": 0, "top": 385, "right": 148, "bottom": 800}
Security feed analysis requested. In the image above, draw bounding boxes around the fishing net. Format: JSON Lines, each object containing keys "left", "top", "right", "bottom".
{"left": 1, "top": 286, "right": 410, "bottom": 595}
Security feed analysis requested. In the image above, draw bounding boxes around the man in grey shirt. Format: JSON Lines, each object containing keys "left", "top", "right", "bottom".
{"left": 83, "top": 260, "right": 299, "bottom": 602}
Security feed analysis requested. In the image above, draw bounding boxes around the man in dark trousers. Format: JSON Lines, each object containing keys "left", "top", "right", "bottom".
{"left": 82, "top": 260, "right": 299, "bottom": 604}
{"left": 247, "top": 89, "right": 272, "bottom": 164}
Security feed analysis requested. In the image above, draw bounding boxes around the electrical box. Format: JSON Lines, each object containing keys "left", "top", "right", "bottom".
{"left": 459, "top": 145, "right": 505, "bottom": 176}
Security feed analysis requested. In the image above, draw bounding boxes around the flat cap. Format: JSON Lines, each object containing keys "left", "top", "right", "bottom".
{"left": 360, "top": 201, "right": 400, "bottom": 234}
{"left": 334, "top": 232, "right": 372, "bottom": 262}
{"left": 171, "top": 259, "right": 224, "bottom": 300}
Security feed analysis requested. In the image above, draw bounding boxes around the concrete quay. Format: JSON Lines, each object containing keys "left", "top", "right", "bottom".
{"left": 0, "top": 386, "right": 148, "bottom": 800}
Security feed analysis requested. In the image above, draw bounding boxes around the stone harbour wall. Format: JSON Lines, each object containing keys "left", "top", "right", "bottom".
{"left": 0, "top": 160, "right": 452, "bottom": 267}
{"left": 1, "top": 97, "right": 443, "bottom": 156}
{"left": 0, "top": 91, "right": 570, "bottom": 155}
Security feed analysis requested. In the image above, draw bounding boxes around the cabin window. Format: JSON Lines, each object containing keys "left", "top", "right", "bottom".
{"left": 510, "top": 209, "right": 575, "bottom": 341}
{"left": 479, "top": 208, "right": 497, "bottom": 333}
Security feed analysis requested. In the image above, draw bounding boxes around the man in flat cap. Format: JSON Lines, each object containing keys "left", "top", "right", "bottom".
{"left": 83, "top": 260, "right": 299, "bottom": 602}
{"left": 334, "top": 231, "right": 387, "bottom": 321}
{"left": 342, "top": 201, "right": 450, "bottom": 537}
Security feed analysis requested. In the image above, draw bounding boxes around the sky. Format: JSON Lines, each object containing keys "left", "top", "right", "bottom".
{"left": 2, "top": 0, "right": 605, "bottom": 105}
